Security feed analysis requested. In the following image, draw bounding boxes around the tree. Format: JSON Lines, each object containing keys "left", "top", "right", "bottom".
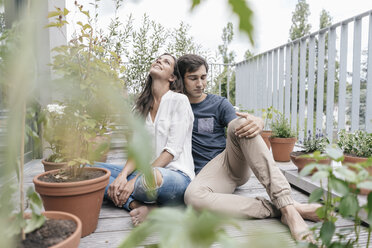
{"left": 289, "top": 0, "right": 311, "bottom": 41}
{"left": 124, "top": 14, "right": 168, "bottom": 95}
{"left": 166, "top": 22, "right": 204, "bottom": 58}
{"left": 244, "top": 49, "right": 254, "bottom": 60}
{"left": 214, "top": 22, "right": 236, "bottom": 104}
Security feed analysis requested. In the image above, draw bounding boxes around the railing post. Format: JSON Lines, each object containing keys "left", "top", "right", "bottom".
{"left": 338, "top": 22, "right": 349, "bottom": 133}
{"left": 326, "top": 27, "right": 337, "bottom": 142}
{"left": 351, "top": 17, "right": 362, "bottom": 132}
{"left": 291, "top": 42, "right": 299, "bottom": 131}
{"left": 366, "top": 13, "right": 372, "bottom": 133}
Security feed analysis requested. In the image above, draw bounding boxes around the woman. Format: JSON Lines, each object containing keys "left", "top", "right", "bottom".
{"left": 97, "top": 53, "right": 194, "bottom": 225}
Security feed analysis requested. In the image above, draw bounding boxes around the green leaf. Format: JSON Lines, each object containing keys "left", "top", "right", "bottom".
{"left": 320, "top": 221, "right": 335, "bottom": 245}
{"left": 367, "top": 192, "right": 372, "bottom": 226}
{"left": 63, "top": 8, "right": 70, "bottom": 16}
{"left": 311, "top": 170, "right": 329, "bottom": 181}
{"left": 299, "top": 163, "right": 316, "bottom": 177}
{"left": 309, "top": 188, "right": 323, "bottom": 203}
{"left": 339, "top": 194, "right": 359, "bottom": 217}
{"left": 325, "top": 145, "right": 344, "bottom": 161}
{"left": 335, "top": 166, "right": 357, "bottom": 183}
{"left": 227, "top": 0, "right": 254, "bottom": 44}
{"left": 357, "top": 181, "right": 372, "bottom": 190}
{"left": 190, "top": 0, "right": 201, "bottom": 9}
{"left": 315, "top": 206, "right": 326, "bottom": 219}
{"left": 24, "top": 213, "right": 45, "bottom": 234}
{"left": 329, "top": 178, "right": 349, "bottom": 196}
{"left": 47, "top": 11, "right": 60, "bottom": 18}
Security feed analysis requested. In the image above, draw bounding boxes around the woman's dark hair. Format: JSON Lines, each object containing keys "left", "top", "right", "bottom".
{"left": 134, "top": 53, "right": 183, "bottom": 118}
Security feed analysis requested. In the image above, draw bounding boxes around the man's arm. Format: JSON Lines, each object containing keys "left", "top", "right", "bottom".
{"left": 233, "top": 112, "right": 264, "bottom": 138}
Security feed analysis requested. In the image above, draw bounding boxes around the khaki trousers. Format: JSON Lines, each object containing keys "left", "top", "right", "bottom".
{"left": 184, "top": 117, "right": 294, "bottom": 218}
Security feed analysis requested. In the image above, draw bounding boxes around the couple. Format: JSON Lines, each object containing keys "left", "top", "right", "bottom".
{"left": 98, "top": 53, "right": 319, "bottom": 241}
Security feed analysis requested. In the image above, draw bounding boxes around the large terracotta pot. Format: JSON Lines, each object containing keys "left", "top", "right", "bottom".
{"left": 290, "top": 151, "right": 331, "bottom": 173}
{"left": 42, "top": 159, "right": 67, "bottom": 172}
{"left": 24, "top": 211, "right": 82, "bottom": 248}
{"left": 269, "top": 137, "right": 297, "bottom": 162}
{"left": 260, "top": 131, "right": 272, "bottom": 150}
{"left": 33, "top": 167, "right": 110, "bottom": 237}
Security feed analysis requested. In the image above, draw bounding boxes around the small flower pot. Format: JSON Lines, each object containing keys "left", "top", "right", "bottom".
{"left": 23, "top": 211, "right": 82, "bottom": 248}
{"left": 42, "top": 159, "right": 67, "bottom": 172}
{"left": 33, "top": 167, "right": 110, "bottom": 237}
{"left": 290, "top": 151, "right": 331, "bottom": 173}
{"left": 260, "top": 130, "right": 272, "bottom": 150}
{"left": 343, "top": 154, "right": 368, "bottom": 164}
{"left": 269, "top": 137, "right": 297, "bottom": 162}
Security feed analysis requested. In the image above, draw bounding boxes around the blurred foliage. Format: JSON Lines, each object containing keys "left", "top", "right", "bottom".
{"left": 261, "top": 106, "right": 279, "bottom": 130}
{"left": 300, "top": 146, "right": 372, "bottom": 247}
{"left": 191, "top": 0, "right": 254, "bottom": 44}
{"left": 289, "top": 0, "right": 311, "bottom": 41}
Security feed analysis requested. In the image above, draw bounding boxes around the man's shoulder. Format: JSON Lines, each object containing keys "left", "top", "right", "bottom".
{"left": 204, "top": 94, "right": 229, "bottom": 105}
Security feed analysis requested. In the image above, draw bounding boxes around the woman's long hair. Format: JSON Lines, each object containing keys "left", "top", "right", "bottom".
{"left": 134, "top": 53, "right": 183, "bottom": 118}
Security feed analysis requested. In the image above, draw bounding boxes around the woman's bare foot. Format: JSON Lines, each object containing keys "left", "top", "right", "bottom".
{"left": 294, "top": 201, "right": 322, "bottom": 222}
{"left": 129, "top": 205, "right": 155, "bottom": 226}
{"left": 280, "top": 205, "right": 313, "bottom": 242}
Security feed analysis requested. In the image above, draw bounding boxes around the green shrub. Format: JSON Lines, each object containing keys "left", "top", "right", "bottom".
{"left": 337, "top": 129, "right": 372, "bottom": 157}
{"left": 270, "top": 114, "right": 296, "bottom": 138}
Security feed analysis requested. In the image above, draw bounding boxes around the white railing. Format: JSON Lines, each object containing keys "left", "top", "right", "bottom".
{"left": 235, "top": 10, "right": 372, "bottom": 142}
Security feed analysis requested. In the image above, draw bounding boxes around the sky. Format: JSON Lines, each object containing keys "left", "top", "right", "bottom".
{"left": 67, "top": 0, "right": 372, "bottom": 63}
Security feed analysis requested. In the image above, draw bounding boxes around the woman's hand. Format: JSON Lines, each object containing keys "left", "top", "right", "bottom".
{"left": 117, "top": 177, "right": 137, "bottom": 207}
{"left": 107, "top": 173, "right": 128, "bottom": 206}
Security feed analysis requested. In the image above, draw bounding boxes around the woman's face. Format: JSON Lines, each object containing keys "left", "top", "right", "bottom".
{"left": 149, "top": 54, "right": 176, "bottom": 82}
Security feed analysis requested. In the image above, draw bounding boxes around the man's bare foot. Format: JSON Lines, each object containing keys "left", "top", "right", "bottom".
{"left": 129, "top": 205, "right": 155, "bottom": 226}
{"left": 294, "top": 201, "right": 322, "bottom": 222}
{"left": 280, "top": 205, "right": 313, "bottom": 242}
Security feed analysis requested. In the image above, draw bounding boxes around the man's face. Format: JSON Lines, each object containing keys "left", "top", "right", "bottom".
{"left": 183, "top": 65, "right": 207, "bottom": 103}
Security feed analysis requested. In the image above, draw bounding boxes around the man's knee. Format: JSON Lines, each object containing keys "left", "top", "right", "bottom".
{"left": 184, "top": 183, "right": 209, "bottom": 210}
{"left": 227, "top": 117, "right": 246, "bottom": 137}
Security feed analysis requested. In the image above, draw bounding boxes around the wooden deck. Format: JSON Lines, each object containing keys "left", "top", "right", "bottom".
{"left": 23, "top": 149, "right": 370, "bottom": 247}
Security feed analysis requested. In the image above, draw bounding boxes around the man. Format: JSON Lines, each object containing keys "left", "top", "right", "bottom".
{"left": 177, "top": 54, "right": 319, "bottom": 241}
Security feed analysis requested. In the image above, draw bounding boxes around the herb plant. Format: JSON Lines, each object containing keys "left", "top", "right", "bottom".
{"left": 270, "top": 113, "right": 296, "bottom": 138}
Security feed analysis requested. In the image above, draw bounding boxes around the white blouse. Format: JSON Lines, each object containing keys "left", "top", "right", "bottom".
{"left": 145, "top": 90, "right": 195, "bottom": 180}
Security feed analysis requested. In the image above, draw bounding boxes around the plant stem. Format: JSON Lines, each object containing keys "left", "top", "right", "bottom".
{"left": 367, "top": 228, "right": 371, "bottom": 248}
{"left": 20, "top": 102, "right": 26, "bottom": 240}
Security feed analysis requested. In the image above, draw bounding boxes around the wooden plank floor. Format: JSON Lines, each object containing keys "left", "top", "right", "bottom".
{"left": 23, "top": 149, "right": 370, "bottom": 247}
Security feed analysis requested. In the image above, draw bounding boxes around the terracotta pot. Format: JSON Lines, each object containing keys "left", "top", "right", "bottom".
{"left": 290, "top": 151, "right": 331, "bottom": 173}
{"left": 260, "top": 131, "right": 272, "bottom": 150}
{"left": 33, "top": 167, "right": 110, "bottom": 237}
{"left": 269, "top": 137, "right": 297, "bottom": 162}
{"left": 345, "top": 155, "right": 371, "bottom": 195}
{"left": 42, "top": 159, "right": 67, "bottom": 172}
{"left": 23, "top": 211, "right": 82, "bottom": 248}
{"left": 343, "top": 154, "right": 368, "bottom": 164}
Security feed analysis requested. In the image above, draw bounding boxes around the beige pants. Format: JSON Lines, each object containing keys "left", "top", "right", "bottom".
{"left": 184, "top": 117, "right": 294, "bottom": 219}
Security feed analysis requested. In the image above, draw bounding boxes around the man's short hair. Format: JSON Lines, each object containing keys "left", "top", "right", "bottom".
{"left": 177, "top": 54, "right": 209, "bottom": 79}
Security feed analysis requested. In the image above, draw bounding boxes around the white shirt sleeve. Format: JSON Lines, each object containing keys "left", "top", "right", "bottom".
{"left": 163, "top": 95, "right": 193, "bottom": 161}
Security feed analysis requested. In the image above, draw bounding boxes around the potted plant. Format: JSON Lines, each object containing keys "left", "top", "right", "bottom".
{"left": 337, "top": 129, "right": 372, "bottom": 164}
{"left": 299, "top": 145, "right": 372, "bottom": 247}
{"left": 0, "top": 5, "right": 82, "bottom": 247}
{"left": 268, "top": 114, "right": 297, "bottom": 162}
{"left": 290, "top": 130, "right": 330, "bottom": 172}
{"left": 33, "top": 5, "right": 116, "bottom": 237}
{"left": 260, "top": 106, "right": 278, "bottom": 149}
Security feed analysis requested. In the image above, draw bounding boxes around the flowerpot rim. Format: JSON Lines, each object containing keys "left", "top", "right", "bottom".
{"left": 42, "top": 159, "right": 68, "bottom": 166}
{"left": 33, "top": 167, "right": 110, "bottom": 188}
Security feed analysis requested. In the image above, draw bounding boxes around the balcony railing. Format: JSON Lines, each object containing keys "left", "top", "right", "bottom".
{"left": 235, "top": 10, "right": 372, "bottom": 143}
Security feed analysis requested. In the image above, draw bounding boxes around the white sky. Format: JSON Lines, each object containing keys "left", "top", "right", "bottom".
{"left": 68, "top": 0, "right": 372, "bottom": 63}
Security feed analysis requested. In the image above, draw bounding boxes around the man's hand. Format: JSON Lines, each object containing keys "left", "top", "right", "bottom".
{"left": 107, "top": 173, "right": 128, "bottom": 206}
{"left": 235, "top": 112, "right": 264, "bottom": 138}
